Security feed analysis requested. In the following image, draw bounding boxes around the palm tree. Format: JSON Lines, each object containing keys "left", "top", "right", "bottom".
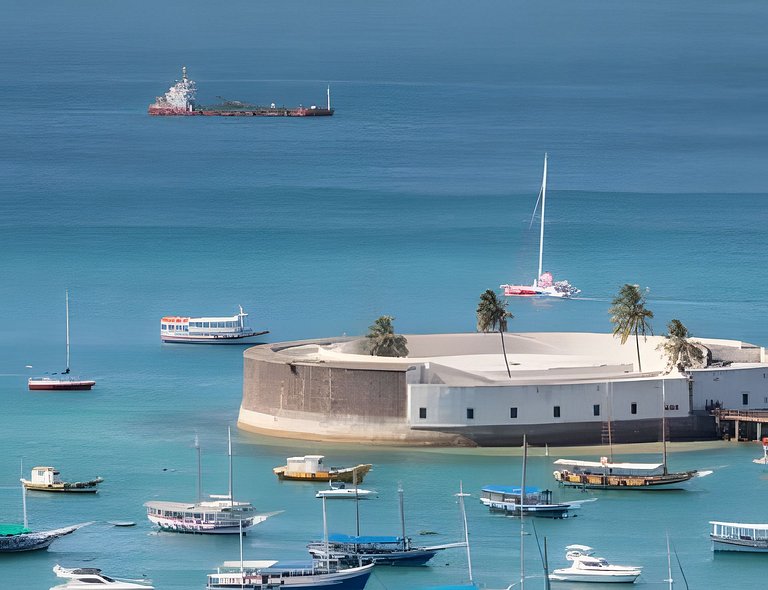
{"left": 476, "top": 289, "right": 514, "bottom": 378}
{"left": 609, "top": 284, "right": 654, "bottom": 372}
{"left": 366, "top": 316, "right": 409, "bottom": 357}
{"left": 658, "top": 319, "right": 705, "bottom": 373}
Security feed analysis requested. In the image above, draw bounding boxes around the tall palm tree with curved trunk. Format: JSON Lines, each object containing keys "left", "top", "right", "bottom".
{"left": 477, "top": 289, "right": 514, "bottom": 378}
{"left": 366, "top": 316, "right": 409, "bottom": 357}
{"left": 609, "top": 284, "right": 654, "bottom": 372}
{"left": 659, "top": 319, "right": 705, "bottom": 373}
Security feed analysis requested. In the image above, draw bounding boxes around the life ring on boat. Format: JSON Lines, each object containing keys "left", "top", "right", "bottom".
{"left": 553, "top": 471, "right": 562, "bottom": 481}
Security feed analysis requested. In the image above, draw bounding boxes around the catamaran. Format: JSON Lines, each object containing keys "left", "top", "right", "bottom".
{"left": 28, "top": 291, "right": 95, "bottom": 391}
{"left": 500, "top": 154, "right": 579, "bottom": 298}
{"left": 145, "top": 429, "right": 273, "bottom": 534}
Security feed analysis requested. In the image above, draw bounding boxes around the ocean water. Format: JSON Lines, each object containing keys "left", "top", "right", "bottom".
{"left": 1, "top": 0, "right": 767, "bottom": 588}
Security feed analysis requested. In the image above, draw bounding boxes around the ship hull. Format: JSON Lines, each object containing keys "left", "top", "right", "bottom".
{"left": 28, "top": 379, "right": 95, "bottom": 391}
{"left": 149, "top": 107, "right": 334, "bottom": 117}
{"left": 273, "top": 464, "right": 372, "bottom": 483}
{"left": 161, "top": 331, "right": 269, "bottom": 344}
{"left": 147, "top": 514, "right": 260, "bottom": 535}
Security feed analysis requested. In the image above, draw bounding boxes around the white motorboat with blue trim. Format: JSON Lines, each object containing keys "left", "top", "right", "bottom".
{"left": 50, "top": 565, "right": 154, "bottom": 590}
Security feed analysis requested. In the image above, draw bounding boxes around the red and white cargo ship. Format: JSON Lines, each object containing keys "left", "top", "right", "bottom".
{"left": 148, "top": 67, "right": 334, "bottom": 117}
{"left": 160, "top": 306, "right": 268, "bottom": 344}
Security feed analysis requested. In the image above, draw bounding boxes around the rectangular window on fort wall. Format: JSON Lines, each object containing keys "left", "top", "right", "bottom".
{"left": 553, "top": 406, "right": 561, "bottom": 418}
{"left": 466, "top": 408, "right": 474, "bottom": 420}
{"left": 593, "top": 404, "right": 600, "bottom": 416}
{"left": 419, "top": 407, "right": 427, "bottom": 419}
{"left": 631, "top": 402, "right": 638, "bottom": 415}
{"left": 510, "top": 407, "right": 518, "bottom": 419}
{"left": 742, "top": 393, "right": 749, "bottom": 405}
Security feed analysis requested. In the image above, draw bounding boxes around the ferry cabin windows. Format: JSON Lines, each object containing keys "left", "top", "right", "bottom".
{"left": 593, "top": 404, "right": 600, "bottom": 417}
{"left": 419, "top": 407, "right": 427, "bottom": 419}
{"left": 466, "top": 408, "right": 474, "bottom": 420}
{"left": 553, "top": 406, "right": 561, "bottom": 418}
{"left": 631, "top": 402, "right": 638, "bottom": 415}
{"left": 510, "top": 407, "right": 518, "bottom": 419}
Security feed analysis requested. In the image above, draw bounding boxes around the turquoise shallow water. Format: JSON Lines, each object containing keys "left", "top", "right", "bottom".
{"left": 1, "top": 0, "right": 768, "bottom": 588}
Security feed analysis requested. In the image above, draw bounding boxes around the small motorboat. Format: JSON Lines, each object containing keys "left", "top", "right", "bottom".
{"left": 316, "top": 482, "right": 377, "bottom": 499}
{"left": 549, "top": 545, "right": 641, "bottom": 583}
{"left": 50, "top": 565, "right": 154, "bottom": 590}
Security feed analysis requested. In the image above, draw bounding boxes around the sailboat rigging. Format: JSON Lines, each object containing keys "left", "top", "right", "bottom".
{"left": 28, "top": 291, "right": 96, "bottom": 391}
{"left": 500, "top": 154, "right": 579, "bottom": 299}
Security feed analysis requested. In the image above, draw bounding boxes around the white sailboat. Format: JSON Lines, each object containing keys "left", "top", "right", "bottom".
{"left": 500, "top": 154, "right": 579, "bottom": 298}
{"left": 29, "top": 291, "right": 95, "bottom": 391}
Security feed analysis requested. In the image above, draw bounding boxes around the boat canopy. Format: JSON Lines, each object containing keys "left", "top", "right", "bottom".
{"left": 0, "top": 524, "right": 31, "bottom": 536}
{"left": 327, "top": 533, "right": 403, "bottom": 544}
{"left": 221, "top": 560, "right": 278, "bottom": 569}
{"left": 710, "top": 521, "right": 768, "bottom": 530}
{"left": 554, "top": 459, "right": 665, "bottom": 475}
{"left": 482, "top": 485, "right": 541, "bottom": 495}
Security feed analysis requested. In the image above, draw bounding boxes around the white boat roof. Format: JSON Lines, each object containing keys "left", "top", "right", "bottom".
{"left": 710, "top": 521, "right": 768, "bottom": 530}
{"left": 566, "top": 544, "right": 594, "bottom": 552}
{"left": 144, "top": 500, "right": 197, "bottom": 510}
{"left": 554, "top": 459, "right": 664, "bottom": 470}
{"left": 221, "top": 560, "right": 277, "bottom": 568}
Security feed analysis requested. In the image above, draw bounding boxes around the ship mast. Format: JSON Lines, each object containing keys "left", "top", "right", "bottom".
{"left": 228, "top": 426, "right": 234, "bottom": 507}
{"left": 327, "top": 85, "right": 331, "bottom": 111}
{"left": 65, "top": 290, "right": 70, "bottom": 374}
{"left": 537, "top": 154, "right": 548, "bottom": 284}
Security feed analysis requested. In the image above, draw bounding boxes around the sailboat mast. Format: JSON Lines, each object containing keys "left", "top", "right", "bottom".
{"left": 65, "top": 290, "right": 70, "bottom": 372}
{"left": 662, "top": 379, "right": 668, "bottom": 476}
{"left": 20, "top": 459, "right": 28, "bottom": 529}
{"left": 666, "top": 533, "right": 673, "bottom": 589}
{"left": 228, "top": 427, "right": 234, "bottom": 507}
{"left": 322, "top": 495, "right": 330, "bottom": 571}
{"left": 457, "top": 481, "right": 473, "bottom": 584}
{"left": 520, "top": 434, "right": 527, "bottom": 590}
{"left": 195, "top": 434, "right": 202, "bottom": 504}
{"left": 537, "top": 154, "right": 548, "bottom": 283}
{"left": 354, "top": 468, "right": 360, "bottom": 537}
{"left": 398, "top": 483, "right": 406, "bottom": 551}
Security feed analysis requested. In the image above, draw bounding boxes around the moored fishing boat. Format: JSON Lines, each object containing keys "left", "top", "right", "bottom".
{"left": 273, "top": 456, "right": 372, "bottom": 483}
{"left": 1, "top": 480, "right": 85, "bottom": 552}
{"left": 710, "top": 521, "right": 768, "bottom": 552}
{"left": 480, "top": 485, "right": 591, "bottom": 518}
{"left": 552, "top": 458, "right": 701, "bottom": 490}
{"left": 50, "top": 565, "right": 154, "bottom": 590}
{"left": 160, "top": 306, "right": 268, "bottom": 344}
{"left": 29, "top": 291, "right": 95, "bottom": 391}
{"left": 316, "top": 482, "right": 377, "bottom": 499}
{"left": 548, "top": 545, "right": 642, "bottom": 583}
{"left": 22, "top": 466, "right": 103, "bottom": 494}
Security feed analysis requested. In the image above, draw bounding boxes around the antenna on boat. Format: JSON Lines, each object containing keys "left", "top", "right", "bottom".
{"left": 520, "top": 434, "right": 528, "bottom": 590}
{"left": 65, "top": 290, "right": 70, "bottom": 374}
{"left": 195, "top": 433, "right": 202, "bottom": 504}
{"left": 398, "top": 482, "right": 406, "bottom": 552}
{"left": 20, "top": 459, "right": 28, "bottom": 529}
{"left": 662, "top": 379, "right": 668, "bottom": 476}
{"left": 227, "top": 426, "right": 234, "bottom": 508}
{"left": 456, "top": 481, "right": 473, "bottom": 584}
{"left": 322, "top": 494, "right": 330, "bottom": 572}
{"left": 327, "top": 85, "right": 331, "bottom": 111}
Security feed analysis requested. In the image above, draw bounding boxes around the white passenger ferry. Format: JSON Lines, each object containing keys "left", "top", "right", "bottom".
{"left": 160, "top": 306, "right": 268, "bottom": 344}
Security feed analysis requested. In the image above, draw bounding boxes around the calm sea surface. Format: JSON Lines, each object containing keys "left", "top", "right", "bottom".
{"left": 1, "top": 1, "right": 767, "bottom": 588}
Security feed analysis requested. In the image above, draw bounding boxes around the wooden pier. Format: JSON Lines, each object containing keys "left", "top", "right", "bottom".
{"left": 713, "top": 409, "right": 768, "bottom": 441}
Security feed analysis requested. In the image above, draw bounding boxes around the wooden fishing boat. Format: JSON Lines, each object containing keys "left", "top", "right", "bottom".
{"left": 22, "top": 467, "right": 102, "bottom": 493}
{"left": 273, "top": 456, "right": 372, "bottom": 483}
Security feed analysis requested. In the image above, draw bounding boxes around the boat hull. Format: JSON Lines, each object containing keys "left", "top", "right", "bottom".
{"left": 0, "top": 525, "right": 81, "bottom": 553}
{"left": 274, "top": 464, "right": 372, "bottom": 484}
{"left": 22, "top": 484, "right": 99, "bottom": 493}
{"left": 147, "top": 514, "right": 263, "bottom": 534}
{"left": 711, "top": 536, "right": 768, "bottom": 552}
{"left": 553, "top": 470, "right": 696, "bottom": 490}
{"left": 161, "top": 331, "right": 269, "bottom": 345}
{"left": 309, "top": 548, "right": 438, "bottom": 567}
{"left": 28, "top": 379, "right": 95, "bottom": 391}
{"left": 549, "top": 571, "right": 640, "bottom": 583}
{"left": 485, "top": 500, "right": 572, "bottom": 518}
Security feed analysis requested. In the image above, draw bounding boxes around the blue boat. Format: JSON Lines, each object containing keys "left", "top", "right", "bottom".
{"left": 480, "top": 485, "right": 584, "bottom": 519}
{"left": 206, "top": 560, "right": 374, "bottom": 590}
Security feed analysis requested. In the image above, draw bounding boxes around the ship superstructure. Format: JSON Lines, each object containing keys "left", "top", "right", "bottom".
{"left": 148, "top": 67, "right": 334, "bottom": 117}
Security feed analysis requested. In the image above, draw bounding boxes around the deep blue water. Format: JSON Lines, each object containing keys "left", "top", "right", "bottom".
{"left": 1, "top": 1, "right": 767, "bottom": 588}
